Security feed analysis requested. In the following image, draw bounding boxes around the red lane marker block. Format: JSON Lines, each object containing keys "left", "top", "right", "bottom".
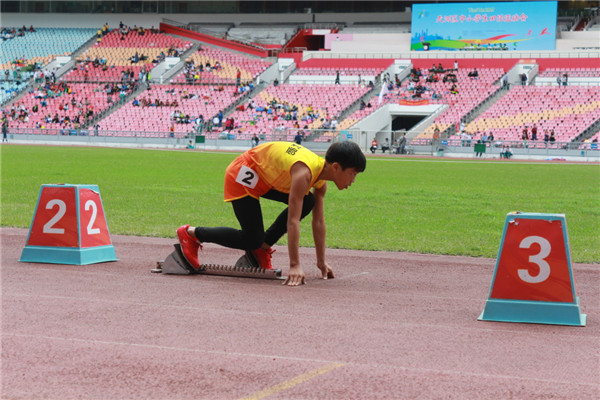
{"left": 491, "top": 218, "right": 573, "bottom": 303}
{"left": 78, "top": 188, "right": 112, "bottom": 248}
{"left": 20, "top": 184, "right": 118, "bottom": 265}
{"left": 27, "top": 186, "right": 79, "bottom": 248}
{"left": 479, "top": 212, "right": 586, "bottom": 326}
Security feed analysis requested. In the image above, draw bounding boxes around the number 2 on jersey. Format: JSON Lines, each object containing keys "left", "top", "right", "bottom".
{"left": 235, "top": 165, "right": 259, "bottom": 189}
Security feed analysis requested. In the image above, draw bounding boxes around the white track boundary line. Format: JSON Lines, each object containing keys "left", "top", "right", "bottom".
{"left": 4, "top": 332, "right": 598, "bottom": 388}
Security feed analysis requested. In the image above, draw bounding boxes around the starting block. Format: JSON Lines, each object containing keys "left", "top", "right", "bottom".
{"left": 152, "top": 244, "right": 285, "bottom": 280}
{"left": 479, "top": 212, "right": 586, "bottom": 326}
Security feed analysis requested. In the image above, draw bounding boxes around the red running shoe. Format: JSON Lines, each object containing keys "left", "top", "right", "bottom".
{"left": 177, "top": 225, "right": 202, "bottom": 270}
{"left": 251, "top": 247, "right": 275, "bottom": 269}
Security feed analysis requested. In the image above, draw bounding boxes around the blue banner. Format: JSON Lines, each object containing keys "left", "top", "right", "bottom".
{"left": 411, "top": 1, "right": 558, "bottom": 51}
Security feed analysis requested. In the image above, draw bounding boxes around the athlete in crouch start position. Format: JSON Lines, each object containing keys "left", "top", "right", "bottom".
{"left": 177, "top": 140, "right": 366, "bottom": 286}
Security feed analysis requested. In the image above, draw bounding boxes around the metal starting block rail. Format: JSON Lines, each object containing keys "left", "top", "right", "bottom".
{"left": 151, "top": 244, "right": 285, "bottom": 280}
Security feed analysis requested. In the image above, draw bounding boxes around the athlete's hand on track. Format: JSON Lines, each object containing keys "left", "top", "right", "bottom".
{"left": 283, "top": 265, "right": 305, "bottom": 286}
{"left": 317, "top": 261, "right": 334, "bottom": 280}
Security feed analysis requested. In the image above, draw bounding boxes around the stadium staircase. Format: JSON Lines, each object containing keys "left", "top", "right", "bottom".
{"left": 336, "top": 84, "right": 379, "bottom": 122}
{"left": 83, "top": 81, "right": 149, "bottom": 129}
{"left": 206, "top": 80, "right": 269, "bottom": 134}
{"left": 451, "top": 81, "right": 508, "bottom": 133}
{"left": 572, "top": 117, "right": 600, "bottom": 145}
{"left": 150, "top": 42, "right": 202, "bottom": 84}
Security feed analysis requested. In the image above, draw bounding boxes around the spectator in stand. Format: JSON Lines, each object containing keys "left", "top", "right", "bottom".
{"left": 224, "top": 117, "right": 234, "bottom": 131}
{"left": 426, "top": 72, "right": 439, "bottom": 83}
{"left": 562, "top": 73, "right": 568, "bottom": 87}
{"left": 370, "top": 138, "right": 378, "bottom": 153}
{"left": 294, "top": 131, "right": 303, "bottom": 145}
{"left": 531, "top": 124, "right": 538, "bottom": 141}
{"left": 2, "top": 117, "right": 8, "bottom": 142}
{"left": 522, "top": 126, "right": 529, "bottom": 148}
{"left": 381, "top": 138, "right": 390, "bottom": 153}
{"left": 335, "top": 70, "right": 340, "bottom": 85}
{"left": 502, "top": 73, "right": 509, "bottom": 89}
{"left": 444, "top": 71, "right": 457, "bottom": 83}
{"left": 468, "top": 68, "right": 479, "bottom": 78}
{"left": 549, "top": 130, "right": 556, "bottom": 143}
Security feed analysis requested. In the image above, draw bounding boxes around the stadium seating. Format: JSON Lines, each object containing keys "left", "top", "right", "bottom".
{"left": 538, "top": 67, "right": 600, "bottom": 78}
{"left": 8, "top": 82, "right": 135, "bottom": 130}
{"left": 1, "top": 78, "right": 33, "bottom": 104}
{"left": 1, "top": 27, "right": 96, "bottom": 102}
{"left": 2, "top": 21, "right": 598, "bottom": 149}
{"left": 458, "top": 85, "right": 600, "bottom": 144}
{"left": 343, "top": 68, "right": 504, "bottom": 137}
{"left": 170, "top": 46, "right": 272, "bottom": 85}
{"left": 97, "top": 84, "right": 240, "bottom": 136}
{"left": 221, "top": 83, "right": 369, "bottom": 141}
{"left": 0, "top": 27, "right": 96, "bottom": 71}
{"left": 61, "top": 29, "right": 193, "bottom": 82}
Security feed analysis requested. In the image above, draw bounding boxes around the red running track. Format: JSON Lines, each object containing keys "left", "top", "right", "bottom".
{"left": 1, "top": 227, "right": 598, "bottom": 399}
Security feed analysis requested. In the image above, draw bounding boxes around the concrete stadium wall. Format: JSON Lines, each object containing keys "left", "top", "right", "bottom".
{"left": 2, "top": 12, "right": 410, "bottom": 30}
{"left": 329, "top": 33, "right": 412, "bottom": 53}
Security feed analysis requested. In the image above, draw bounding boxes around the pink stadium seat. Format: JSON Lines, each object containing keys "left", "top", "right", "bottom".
{"left": 466, "top": 85, "right": 600, "bottom": 142}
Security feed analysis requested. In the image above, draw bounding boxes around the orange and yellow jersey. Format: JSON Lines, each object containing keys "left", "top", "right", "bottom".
{"left": 224, "top": 142, "right": 326, "bottom": 202}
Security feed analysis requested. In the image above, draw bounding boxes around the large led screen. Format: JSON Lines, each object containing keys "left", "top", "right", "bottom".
{"left": 411, "top": 1, "right": 558, "bottom": 51}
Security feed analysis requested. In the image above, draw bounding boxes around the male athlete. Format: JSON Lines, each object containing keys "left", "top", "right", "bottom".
{"left": 177, "top": 140, "right": 366, "bottom": 286}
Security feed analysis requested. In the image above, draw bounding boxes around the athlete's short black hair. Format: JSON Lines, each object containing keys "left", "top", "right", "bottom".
{"left": 325, "top": 141, "right": 366, "bottom": 172}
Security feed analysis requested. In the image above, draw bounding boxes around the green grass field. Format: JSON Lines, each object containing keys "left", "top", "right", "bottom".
{"left": 2, "top": 145, "right": 599, "bottom": 263}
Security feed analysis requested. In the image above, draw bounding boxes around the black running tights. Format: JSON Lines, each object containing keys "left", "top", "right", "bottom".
{"left": 194, "top": 189, "right": 315, "bottom": 251}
